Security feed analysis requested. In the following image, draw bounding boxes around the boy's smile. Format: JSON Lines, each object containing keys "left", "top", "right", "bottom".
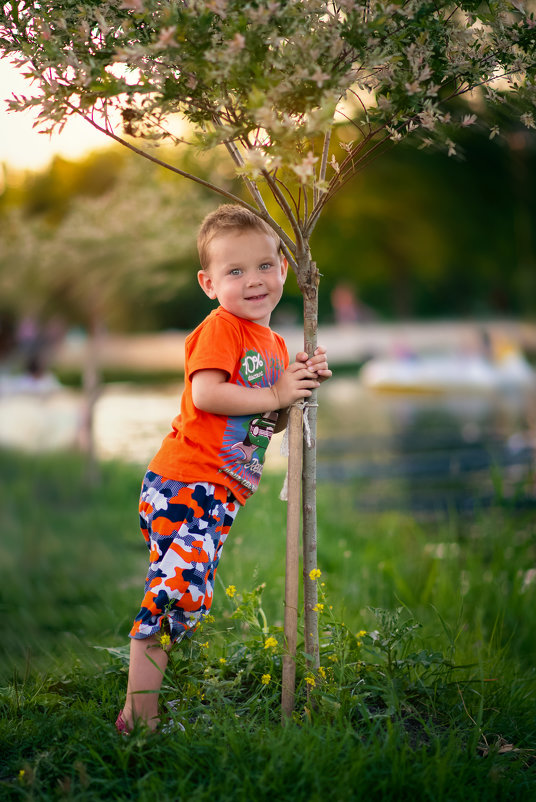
{"left": 197, "top": 229, "right": 288, "bottom": 327}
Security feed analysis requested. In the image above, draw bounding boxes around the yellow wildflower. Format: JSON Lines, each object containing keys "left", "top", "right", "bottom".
{"left": 204, "top": 614, "right": 215, "bottom": 623}
{"left": 18, "top": 770, "right": 25, "bottom": 784}
{"left": 264, "top": 636, "right": 278, "bottom": 650}
{"left": 309, "top": 568, "right": 322, "bottom": 581}
{"left": 356, "top": 629, "right": 367, "bottom": 647}
{"left": 328, "top": 654, "right": 338, "bottom": 662}
{"left": 219, "top": 657, "right": 226, "bottom": 665}
{"left": 305, "top": 675, "right": 316, "bottom": 687}
{"left": 201, "top": 641, "right": 209, "bottom": 649}
{"left": 261, "top": 673, "right": 271, "bottom": 685}
{"left": 313, "top": 603, "right": 324, "bottom": 613}
{"left": 318, "top": 666, "right": 327, "bottom": 680}
{"left": 225, "top": 585, "right": 237, "bottom": 598}
{"left": 159, "top": 633, "right": 171, "bottom": 648}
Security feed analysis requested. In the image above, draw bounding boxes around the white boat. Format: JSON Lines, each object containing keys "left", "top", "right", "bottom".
{"left": 360, "top": 344, "right": 536, "bottom": 393}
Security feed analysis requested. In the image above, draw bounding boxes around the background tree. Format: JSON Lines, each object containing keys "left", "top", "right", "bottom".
{"left": 2, "top": 0, "right": 535, "bottom": 703}
{"left": 0, "top": 151, "right": 216, "bottom": 475}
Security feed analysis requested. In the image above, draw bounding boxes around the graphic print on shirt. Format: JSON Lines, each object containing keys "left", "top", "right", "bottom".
{"left": 219, "top": 347, "right": 285, "bottom": 492}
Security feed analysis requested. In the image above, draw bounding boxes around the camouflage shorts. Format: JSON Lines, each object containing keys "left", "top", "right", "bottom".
{"left": 130, "top": 471, "right": 239, "bottom": 642}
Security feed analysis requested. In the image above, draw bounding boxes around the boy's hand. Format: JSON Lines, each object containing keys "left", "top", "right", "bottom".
{"left": 270, "top": 362, "right": 320, "bottom": 408}
{"left": 296, "top": 346, "right": 332, "bottom": 384}
{"left": 271, "top": 346, "right": 332, "bottom": 409}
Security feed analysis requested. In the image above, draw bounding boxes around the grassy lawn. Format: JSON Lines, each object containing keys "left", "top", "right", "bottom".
{"left": 1, "top": 449, "right": 535, "bottom": 800}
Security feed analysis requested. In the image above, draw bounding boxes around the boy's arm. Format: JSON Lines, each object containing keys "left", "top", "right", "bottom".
{"left": 192, "top": 362, "right": 319, "bottom": 415}
{"left": 192, "top": 347, "right": 332, "bottom": 418}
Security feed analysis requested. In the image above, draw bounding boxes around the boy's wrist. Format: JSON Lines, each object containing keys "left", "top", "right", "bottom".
{"left": 267, "top": 384, "right": 281, "bottom": 410}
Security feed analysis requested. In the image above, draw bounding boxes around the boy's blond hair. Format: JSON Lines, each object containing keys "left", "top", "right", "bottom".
{"left": 197, "top": 204, "right": 281, "bottom": 270}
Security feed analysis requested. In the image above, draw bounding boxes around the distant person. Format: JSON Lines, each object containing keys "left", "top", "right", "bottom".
{"left": 116, "top": 205, "right": 332, "bottom": 733}
{"left": 331, "top": 282, "right": 376, "bottom": 324}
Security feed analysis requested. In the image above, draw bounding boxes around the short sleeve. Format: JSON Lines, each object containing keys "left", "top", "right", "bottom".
{"left": 186, "top": 313, "right": 241, "bottom": 381}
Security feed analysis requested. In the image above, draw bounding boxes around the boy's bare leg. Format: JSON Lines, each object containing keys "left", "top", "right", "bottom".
{"left": 122, "top": 634, "right": 169, "bottom": 731}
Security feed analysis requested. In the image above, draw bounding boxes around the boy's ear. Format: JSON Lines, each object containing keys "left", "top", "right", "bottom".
{"left": 280, "top": 255, "right": 288, "bottom": 280}
{"left": 197, "top": 269, "right": 217, "bottom": 300}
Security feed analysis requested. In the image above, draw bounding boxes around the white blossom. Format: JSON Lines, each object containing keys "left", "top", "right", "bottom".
{"left": 418, "top": 108, "right": 437, "bottom": 131}
{"left": 510, "top": 0, "right": 526, "bottom": 14}
{"left": 446, "top": 138, "right": 457, "bottom": 157}
{"left": 227, "top": 32, "right": 246, "bottom": 53}
{"left": 243, "top": 148, "right": 270, "bottom": 178}
{"left": 520, "top": 112, "right": 536, "bottom": 129}
{"left": 206, "top": 0, "right": 228, "bottom": 19}
{"left": 405, "top": 80, "right": 421, "bottom": 95}
{"left": 156, "top": 27, "right": 177, "bottom": 49}
{"left": 461, "top": 114, "right": 477, "bottom": 127}
{"left": 310, "top": 67, "right": 330, "bottom": 87}
{"left": 329, "top": 154, "right": 340, "bottom": 173}
{"left": 387, "top": 126, "right": 403, "bottom": 142}
{"left": 254, "top": 105, "right": 279, "bottom": 130}
{"left": 291, "top": 151, "right": 319, "bottom": 183}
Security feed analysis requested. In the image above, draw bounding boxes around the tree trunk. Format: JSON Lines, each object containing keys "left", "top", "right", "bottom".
{"left": 281, "top": 404, "right": 303, "bottom": 721}
{"left": 297, "top": 250, "right": 320, "bottom": 672}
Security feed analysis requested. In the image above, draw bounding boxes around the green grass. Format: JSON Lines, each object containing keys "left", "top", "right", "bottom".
{"left": 1, "top": 449, "right": 535, "bottom": 800}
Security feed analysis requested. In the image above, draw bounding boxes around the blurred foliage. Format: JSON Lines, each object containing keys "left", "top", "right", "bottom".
{"left": 310, "top": 122, "right": 536, "bottom": 322}
{"left": 0, "top": 120, "right": 535, "bottom": 339}
{"left": 0, "top": 146, "right": 229, "bottom": 339}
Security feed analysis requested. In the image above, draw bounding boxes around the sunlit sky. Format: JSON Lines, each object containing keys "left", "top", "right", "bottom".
{"left": 0, "top": 59, "right": 107, "bottom": 172}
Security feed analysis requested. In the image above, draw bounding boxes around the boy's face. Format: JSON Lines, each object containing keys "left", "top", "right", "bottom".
{"left": 197, "top": 229, "right": 288, "bottom": 327}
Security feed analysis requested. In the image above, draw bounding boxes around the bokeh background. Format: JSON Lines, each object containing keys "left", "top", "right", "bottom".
{"left": 1, "top": 58, "right": 536, "bottom": 676}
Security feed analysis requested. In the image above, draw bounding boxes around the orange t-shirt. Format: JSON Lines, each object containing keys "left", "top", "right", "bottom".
{"left": 148, "top": 306, "right": 289, "bottom": 505}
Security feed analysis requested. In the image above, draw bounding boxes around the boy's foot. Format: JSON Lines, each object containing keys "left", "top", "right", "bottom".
{"left": 115, "top": 710, "right": 131, "bottom": 735}
{"left": 115, "top": 709, "right": 183, "bottom": 735}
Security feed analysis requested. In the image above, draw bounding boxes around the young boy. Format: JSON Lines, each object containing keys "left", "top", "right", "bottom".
{"left": 116, "top": 204, "right": 331, "bottom": 733}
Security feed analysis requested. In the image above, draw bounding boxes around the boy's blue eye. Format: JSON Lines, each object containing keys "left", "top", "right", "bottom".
{"left": 229, "top": 268, "right": 242, "bottom": 276}
{"left": 259, "top": 263, "right": 272, "bottom": 270}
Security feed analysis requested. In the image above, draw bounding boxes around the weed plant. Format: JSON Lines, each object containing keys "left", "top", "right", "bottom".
{"left": 1, "top": 449, "right": 535, "bottom": 800}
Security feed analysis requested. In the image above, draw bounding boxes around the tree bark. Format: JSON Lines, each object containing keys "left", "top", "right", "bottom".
{"left": 281, "top": 404, "right": 303, "bottom": 722}
{"left": 297, "top": 251, "right": 320, "bottom": 671}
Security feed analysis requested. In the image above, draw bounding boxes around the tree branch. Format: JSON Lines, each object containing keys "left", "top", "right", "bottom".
{"left": 313, "top": 130, "right": 331, "bottom": 209}
{"left": 223, "top": 139, "right": 269, "bottom": 215}
{"left": 77, "top": 111, "right": 250, "bottom": 203}
{"left": 306, "top": 131, "right": 392, "bottom": 236}
{"left": 261, "top": 168, "right": 305, "bottom": 254}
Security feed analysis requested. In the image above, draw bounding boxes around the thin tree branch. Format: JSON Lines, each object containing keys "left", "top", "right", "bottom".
{"left": 78, "top": 112, "right": 247, "bottom": 200}
{"left": 261, "top": 168, "right": 305, "bottom": 253}
{"left": 313, "top": 131, "right": 331, "bottom": 208}
{"left": 72, "top": 108, "right": 296, "bottom": 255}
{"left": 223, "top": 139, "right": 269, "bottom": 214}
{"left": 306, "top": 132, "right": 392, "bottom": 236}
{"left": 319, "top": 130, "right": 332, "bottom": 185}
{"left": 344, "top": 88, "right": 374, "bottom": 136}
{"left": 281, "top": 242, "right": 298, "bottom": 273}
{"left": 273, "top": 175, "right": 301, "bottom": 222}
